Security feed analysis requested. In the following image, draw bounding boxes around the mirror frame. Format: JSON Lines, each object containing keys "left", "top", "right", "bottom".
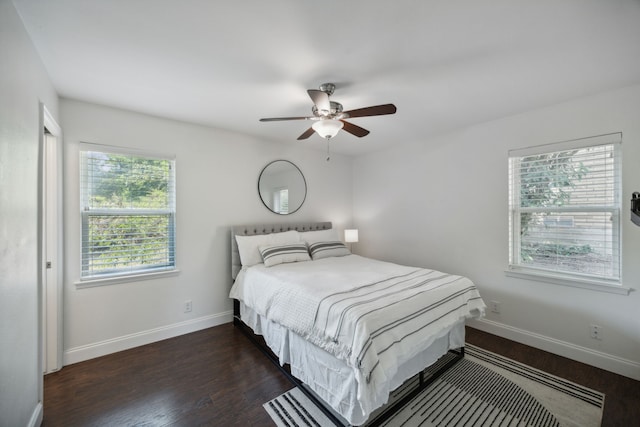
{"left": 258, "top": 160, "right": 307, "bottom": 215}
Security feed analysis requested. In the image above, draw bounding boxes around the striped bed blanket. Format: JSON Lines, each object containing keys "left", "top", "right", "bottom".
{"left": 230, "top": 254, "right": 485, "bottom": 415}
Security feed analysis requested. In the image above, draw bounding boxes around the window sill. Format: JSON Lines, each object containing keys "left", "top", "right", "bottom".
{"left": 505, "top": 267, "right": 632, "bottom": 295}
{"left": 75, "top": 269, "right": 180, "bottom": 288}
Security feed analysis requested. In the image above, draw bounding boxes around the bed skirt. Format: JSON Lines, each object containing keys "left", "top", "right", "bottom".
{"left": 238, "top": 302, "right": 466, "bottom": 426}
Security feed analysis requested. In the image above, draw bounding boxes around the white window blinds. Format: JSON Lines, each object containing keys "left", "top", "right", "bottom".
{"left": 80, "top": 145, "right": 176, "bottom": 279}
{"left": 508, "top": 133, "right": 621, "bottom": 283}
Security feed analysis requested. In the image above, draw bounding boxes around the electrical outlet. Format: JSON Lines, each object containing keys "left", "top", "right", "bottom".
{"left": 184, "top": 300, "right": 192, "bottom": 313}
{"left": 490, "top": 300, "right": 501, "bottom": 314}
{"left": 590, "top": 324, "right": 602, "bottom": 340}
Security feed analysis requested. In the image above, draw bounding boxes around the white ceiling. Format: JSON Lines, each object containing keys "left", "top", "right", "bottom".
{"left": 13, "top": 0, "right": 640, "bottom": 156}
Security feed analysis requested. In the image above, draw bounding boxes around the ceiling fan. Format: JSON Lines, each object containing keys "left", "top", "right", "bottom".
{"left": 259, "top": 83, "right": 397, "bottom": 141}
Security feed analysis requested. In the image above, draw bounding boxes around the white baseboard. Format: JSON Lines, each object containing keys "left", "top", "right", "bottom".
{"left": 64, "top": 311, "right": 233, "bottom": 366}
{"left": 468, "top": 318, "right": 640, "bottom": 381}
{"left": 28, "top": 402, "right": 43, "bottom": 427}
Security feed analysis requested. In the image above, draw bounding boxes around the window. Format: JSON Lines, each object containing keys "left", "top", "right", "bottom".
{"left": 80, "top": 145, "right": 176, "bottom": 280}
{"left": 508, "top": 133, "right": 621, "bottom": 286}
{"left": 273, "top": 188, "right": 289, "bottom": 214}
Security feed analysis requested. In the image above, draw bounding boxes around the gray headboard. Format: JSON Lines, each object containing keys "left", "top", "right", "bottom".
{"left": 231, "top": 222, "right": 332, "bottom": 280}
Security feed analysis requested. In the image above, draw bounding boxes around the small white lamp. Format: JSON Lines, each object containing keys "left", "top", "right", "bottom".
{"left": 344, "top": 229, "right": 359, "bottom": 252}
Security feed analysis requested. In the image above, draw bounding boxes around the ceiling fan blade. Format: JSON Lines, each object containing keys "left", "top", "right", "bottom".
{"left": 307, "top": 89, "right": 331, "bottom": 114}
{"left": 340, "top": 120, "right": 370, "bottom": 138}
{"left": 260, "top": 116, "right": 310, "bottom": 122}
{"left": 297, "top": 127, "right": 315, "bottom": 140}
{"left": 344, "top": 103, "right": 397, "bottom": 118}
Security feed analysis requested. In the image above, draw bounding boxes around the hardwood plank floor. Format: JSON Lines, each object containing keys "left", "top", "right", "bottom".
{"left": 43, "top": 324, "right": 639, "bottom": 426}
{"left": 43, "top": 324, "right": 291, "bottom": 426}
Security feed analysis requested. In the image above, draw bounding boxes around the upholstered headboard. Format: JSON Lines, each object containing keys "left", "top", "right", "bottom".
{"left": 231, "top": 222, "right": 332, "bottom": 280}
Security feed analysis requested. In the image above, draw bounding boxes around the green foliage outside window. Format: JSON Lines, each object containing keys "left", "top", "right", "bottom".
{"left": 518, "top": 151, "right": 590, "bottom": 262}
{"left": 88, "top": 155, "right": 170, "bottom": 209}
{"left": 82, "top": 152, "right": 175, "bottom": 277}
{"left": 85, "top": 215, "right": 172, "bottom": 273}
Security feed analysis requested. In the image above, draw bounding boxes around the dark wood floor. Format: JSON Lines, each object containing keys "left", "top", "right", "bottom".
{"left": 43, "top": 324, "right": 639, "bottom": 426}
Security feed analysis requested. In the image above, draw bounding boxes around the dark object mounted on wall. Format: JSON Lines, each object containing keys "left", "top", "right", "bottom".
{"left": 631, "top": 192, "right": 640, "bottom": 226}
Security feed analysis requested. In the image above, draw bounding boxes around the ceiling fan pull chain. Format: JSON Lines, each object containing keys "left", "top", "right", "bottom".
{"left": 326, "top": 139, "right": 331, "bottom": 162}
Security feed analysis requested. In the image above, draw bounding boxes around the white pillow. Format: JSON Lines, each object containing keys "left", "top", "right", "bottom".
{"left": 300, "top": 228, "right": 340, "bottom": 245}
{"left": 308, "top": 241, "right": 351, "bottom": 260}
{"left": 259, "top": 242, "right": 310, "bottom": 267}
{"left": 235, "top": 230, "right": 300, "bottom": 267}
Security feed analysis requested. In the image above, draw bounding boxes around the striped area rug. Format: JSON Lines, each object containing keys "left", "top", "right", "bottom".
{"left": 264, "top": 345, "right": 604, "bottom": 427}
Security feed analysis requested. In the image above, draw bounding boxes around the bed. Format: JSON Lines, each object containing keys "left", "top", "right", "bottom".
{"left": 229, "top": 222, "right": 485, "bottom": 426}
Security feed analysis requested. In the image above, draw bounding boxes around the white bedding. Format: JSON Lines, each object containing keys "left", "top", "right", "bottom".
{"left": 230, "top": 254, "right": 485, "bottom": 425}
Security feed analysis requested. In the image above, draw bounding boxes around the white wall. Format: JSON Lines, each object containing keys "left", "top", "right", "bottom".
{"left": 353, "top": 84, "right": 640, "bottom": 380}
{"left": 61, "top": 98, "right": 353, "bottom": 364}
{"left": 0, "top": 1, "right": 59, "bottom": 426}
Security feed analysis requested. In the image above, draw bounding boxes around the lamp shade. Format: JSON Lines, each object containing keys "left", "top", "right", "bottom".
{"left": 344, "top": 229, "right": 359, "bottom": 243}
{"left": 312, "top": 119, "right": 344, "bottom": 139}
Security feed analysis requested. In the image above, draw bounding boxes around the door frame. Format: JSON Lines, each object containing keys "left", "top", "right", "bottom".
{"left": 40, "top": 103, "right": 63, "bottom": 375}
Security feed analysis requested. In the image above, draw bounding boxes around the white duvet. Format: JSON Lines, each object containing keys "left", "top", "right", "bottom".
{"left": 229, "top": 255, "right": 485, "bottom": 422}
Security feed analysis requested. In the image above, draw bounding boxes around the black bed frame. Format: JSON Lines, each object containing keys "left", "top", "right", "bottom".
{"left": 233, "top": 299, "right": 464, "bottom": 427}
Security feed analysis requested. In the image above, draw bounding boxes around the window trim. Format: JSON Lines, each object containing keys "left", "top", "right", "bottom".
{"left": 504, "top": 267, "right": 631, "bottom": 295}
{"left": 78, "top": 143, "right": 177, "bottom": 284}
{"left": 75, "top": 268, "right": 180, "bottom": 289}
{"left": 507, "top": 133, "right": 625, "bottom": 293}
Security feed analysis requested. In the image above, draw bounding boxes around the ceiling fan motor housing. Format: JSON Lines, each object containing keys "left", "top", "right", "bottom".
{"left": 312, "top": 101, "right": 343, "bottom": 117}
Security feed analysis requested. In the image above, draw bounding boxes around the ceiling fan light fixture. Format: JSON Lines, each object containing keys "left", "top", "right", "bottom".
{"left": 312, "top": 119, "right": 343, "bottom": 139}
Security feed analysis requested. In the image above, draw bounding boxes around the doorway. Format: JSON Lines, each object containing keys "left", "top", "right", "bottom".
{"left": 41, "top": 104, "right": 63, "bottom": 374}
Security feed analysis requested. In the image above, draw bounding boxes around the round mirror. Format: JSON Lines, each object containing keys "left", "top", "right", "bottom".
{"left": 258, "top": 160, "right": 307, "bottom": 215}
